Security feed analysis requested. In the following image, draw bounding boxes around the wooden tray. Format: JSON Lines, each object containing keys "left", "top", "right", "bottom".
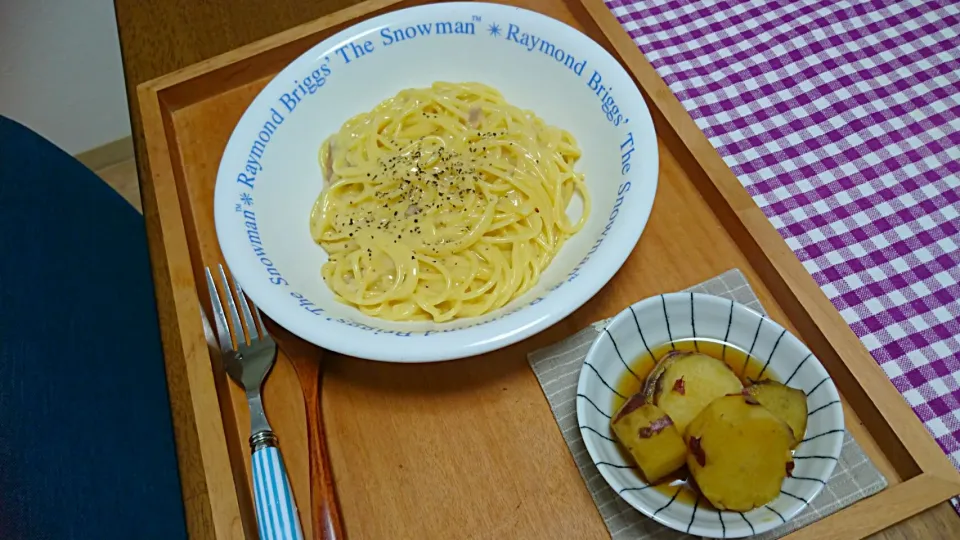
{"left": 137, "top": 0, "right": 960, "bottom": 538}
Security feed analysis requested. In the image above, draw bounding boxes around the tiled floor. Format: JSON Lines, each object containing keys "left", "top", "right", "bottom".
{"left": 95, "top": 158, "right": 141, "bottom": 213}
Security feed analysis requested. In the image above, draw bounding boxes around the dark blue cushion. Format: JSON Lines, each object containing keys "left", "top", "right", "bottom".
{"left": 0, "top": 116, "right": 187, "bottom": 540}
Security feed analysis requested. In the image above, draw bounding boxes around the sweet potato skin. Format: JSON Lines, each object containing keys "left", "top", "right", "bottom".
{"left": 744, "top": 380, "right": 808, "bottom": 447}
{"left": 641, "top": 350, "right": 687, "bottom": 402}
{"left": 684, "top": 394, "right": 794, "bottom": 511}
{"left": 611, "top": 396, "right": 688, "bottom": 483}
{"left": 645, "top": 352, "right": 743, "bottom": 434}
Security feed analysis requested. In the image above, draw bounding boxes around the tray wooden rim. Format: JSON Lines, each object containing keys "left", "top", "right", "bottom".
{"left": 136, "top": 0, "right": 960, "bottom": 538}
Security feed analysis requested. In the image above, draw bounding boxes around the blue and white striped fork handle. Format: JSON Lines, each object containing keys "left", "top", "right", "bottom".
{"left": 252, "top": 445, "right": 304, "bottom": 540}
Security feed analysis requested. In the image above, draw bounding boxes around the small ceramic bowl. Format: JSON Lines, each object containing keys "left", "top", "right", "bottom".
{"left": 577, "top": 292, "right": 843, "bottom": 538}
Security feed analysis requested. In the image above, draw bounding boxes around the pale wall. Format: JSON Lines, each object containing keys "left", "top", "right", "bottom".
{"left": 0, "top": 0, "right": 131, "bottom": 155}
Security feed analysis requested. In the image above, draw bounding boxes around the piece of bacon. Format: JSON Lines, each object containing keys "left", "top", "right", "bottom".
{"left": 467, "top": 106, "right": 483, "bottom": 128}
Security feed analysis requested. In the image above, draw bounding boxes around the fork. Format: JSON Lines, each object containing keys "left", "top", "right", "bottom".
{"left": 206, "top": 264, "right": 304, "bottom": 540}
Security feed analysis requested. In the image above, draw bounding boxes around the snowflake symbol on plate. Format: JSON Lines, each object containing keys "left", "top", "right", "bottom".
{"left": 240, "top": 193, "right": 254, "bottom": 206}
{"left": 488, "top": 23, "right": 501, "bottom": 37}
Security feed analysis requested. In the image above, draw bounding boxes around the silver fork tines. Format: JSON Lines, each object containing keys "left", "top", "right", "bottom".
{"left": 205, "top": 264, "right": 278, "bottom": 444}
{"left": 204, "top": 264, "right": 305, "bottom": 539}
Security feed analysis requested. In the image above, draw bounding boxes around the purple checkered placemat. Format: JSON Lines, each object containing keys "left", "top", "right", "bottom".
{"left": 604, "top": 0, "right": 960, "bottom": 507}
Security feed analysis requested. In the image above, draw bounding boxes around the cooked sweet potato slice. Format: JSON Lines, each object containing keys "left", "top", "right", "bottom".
{"left": 641, "top": 350, "right": 687, "bottom": 402}
{"left": 644, "top": 351, "right": 743, "bottom": 434}
{"left": 744, "top": 380, "right": 808, "bottom": 447}
{"left": 611, "top": 395, "right": 687, "bottom": 483}
{"left": 684, "top": 394, "right": 794, "bottom": 511}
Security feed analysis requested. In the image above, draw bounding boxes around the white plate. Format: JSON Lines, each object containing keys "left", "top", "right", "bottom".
{"left": 577, "top": 293, "right": 844, "bottom": 538}
{"left": 214, "top": 2, "right": 658, "bottom": 362}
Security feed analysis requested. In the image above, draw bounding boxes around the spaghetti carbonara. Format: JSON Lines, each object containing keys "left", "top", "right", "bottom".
{"left": 309, "top": 82, "right": 590, "bottom": 322}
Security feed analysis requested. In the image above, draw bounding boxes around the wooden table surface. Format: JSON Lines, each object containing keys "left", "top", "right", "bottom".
{"left": 113, "top": 0, "right": 960, "bottom": 537}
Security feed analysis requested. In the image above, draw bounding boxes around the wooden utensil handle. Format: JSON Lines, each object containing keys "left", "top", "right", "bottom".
{"left": 302, "top": 359, "right": 345, "bottom": 539}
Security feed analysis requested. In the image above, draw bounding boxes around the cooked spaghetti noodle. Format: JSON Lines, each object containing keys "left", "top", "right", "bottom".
{"left": 309, "top": 82, "right": 590, "bottom": 322}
